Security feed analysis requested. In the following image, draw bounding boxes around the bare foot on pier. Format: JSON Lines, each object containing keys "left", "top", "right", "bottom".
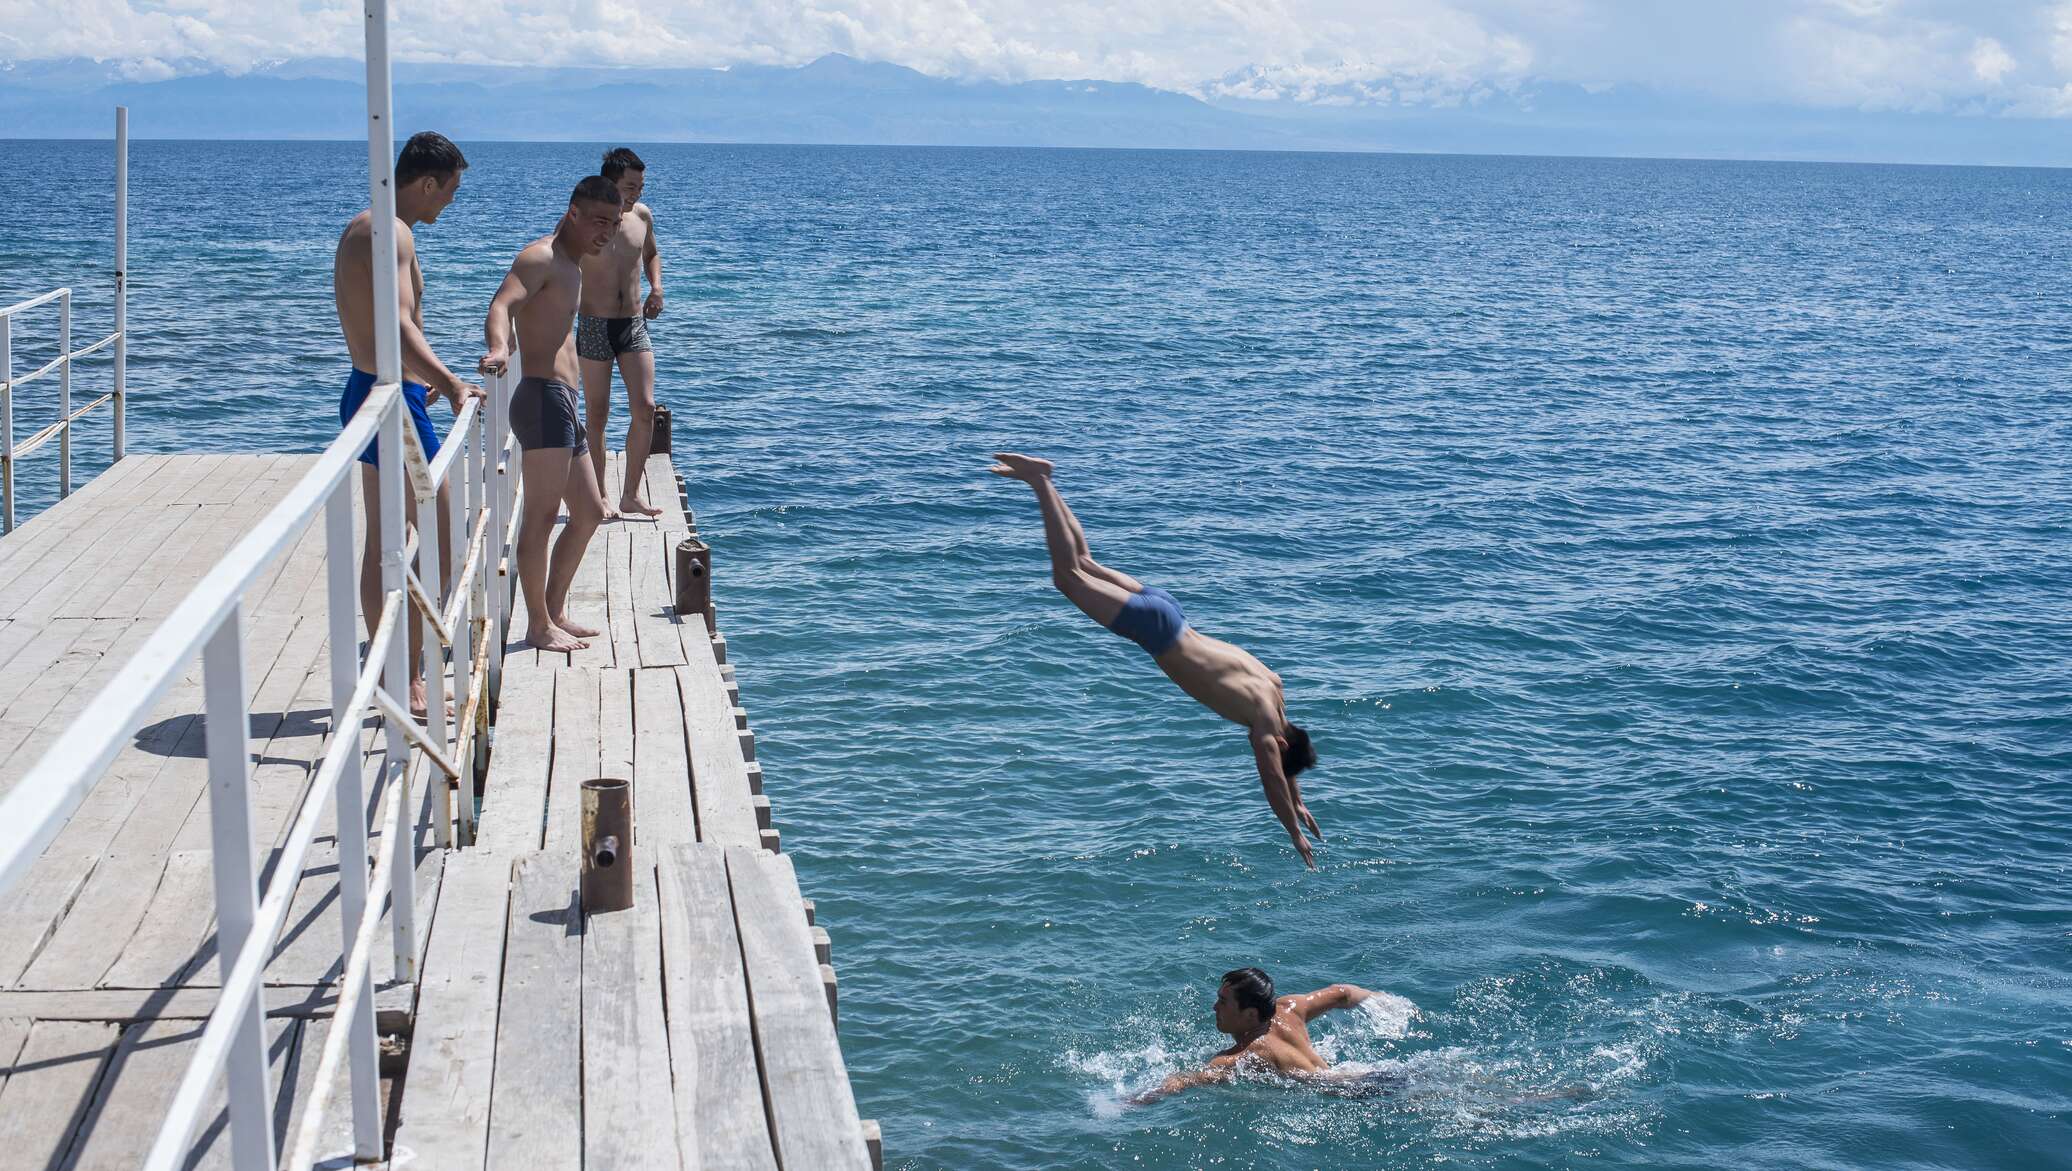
{"left": 987, "top": 452, "right": 1054, "bottom": 482}
{"left": 552, "top": 612, "right": 603, "bottom": 639}
{"left": 618, "top": 494, "right": 664, "bottom": 519}
{"left": 527, "top": 623, "right": 588, "bottom": 653}
{"left": 410, "top": 677, "right": 429, "bottom": 721}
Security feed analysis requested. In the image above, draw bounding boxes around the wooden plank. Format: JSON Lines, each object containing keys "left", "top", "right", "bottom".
{"left": 61, "top": 1015, "right": 294, "bottom": 1170}
{"left": 674, "top": 662, "right": 760, "bottom": 849}
{"left": 543, "top": 668, "right": 598, "bottom": 856}
{"left": 600, "top": 667, "right": 634, "bottom": 796}
{"left": 389, "top": 850, "right": 513, "bottom": 1171}
{"left": 0, "top": 1019, "right": 117, "bottom": 1168}
{"left": 632, "top": 670, "right": 696, "bottom": 847}
{"left": 475, "top": 663, "right": 555, "bottom": 854}
{"left": 630, "top": 527, "right": 688, "bottom": 669}
{"left": 0, "top": 618, "right": 138, "bottom": 772}
{"left": 565, "top": 475, "right": 612, "bottom": 668}
{"left": 485, "top": 852, "right": 583, "bottom": 1171}
{"left": 581, "top": 863, "right": 682, "bottom": 1171}
{"left": 605, "top": 526, "right": 640, "bottom": 668}
{"left": 275, "top": 1017, "right": 356, "bottom": 1171}
{"left": 725, "top": 847, "right": 872, "bottom": 1171}
{"left": 0, "top": 455, "right": 181, "bottom": 596}
{"left": 96, "top": 850, "right": 213, "bottom": 989}
{"left": 164, "top": 1016, "right": 301, "bottom": 1171}
{"left": 0, "top": 1017, "right": 32, "bottom": 1095}
{"left": 0, "top": 986, "right": 358, "bottom": 1022}
{"left": 657, "top": 845, "right": 774, "bottom": 1171}
{"left": 0, "top": 852, "right": 96, "bottom": 987}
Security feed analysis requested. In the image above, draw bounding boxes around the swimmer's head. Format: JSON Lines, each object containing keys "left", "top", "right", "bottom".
{"left": 567, "top": 175, "right": 624, "bottom": 255}
{"left": 1216, "top": 967, "right": 1277, "bottom": 1036}
{"left": 1281, "top": 723, "right": 1316, "bottom": 779}
{"left": 601, "top": 147, "right": 646, "bottom": 208}
{"left": 395, "top": 131, "right": 468, "bottom": 221}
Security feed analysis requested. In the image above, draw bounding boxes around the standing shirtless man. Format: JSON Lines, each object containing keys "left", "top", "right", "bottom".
{"left": 479, "top": 176, "right": 623, "bottom": 652}
{"left": 1127, "top": 968, "right": 1378, "bottom": 1104}
{"left": 576, "top": 147, "right": 666, "bottom": 518}
{"left": 332, "top": 130, "right": 484, "bottom": 715}
{"left": 990, "top": 453, "right": 1322, "bottom": 866}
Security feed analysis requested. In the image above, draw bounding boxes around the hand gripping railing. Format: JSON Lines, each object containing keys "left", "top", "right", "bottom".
{"left": 0, "top": 107, "right": 127, "bottom": 535}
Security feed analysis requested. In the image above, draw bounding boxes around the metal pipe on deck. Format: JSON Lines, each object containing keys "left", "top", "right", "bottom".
{"left": 3, "top": 316, "right": 13, "bottom": 533}
{"left": 58, "top": 291, "right": 70, "bottom": 497}
{"left": 581, "top": 778, "right": 634, "bottom": 913}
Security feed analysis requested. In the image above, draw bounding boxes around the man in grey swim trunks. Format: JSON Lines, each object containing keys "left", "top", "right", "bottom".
{"left": 991, "top": 453, "right": 1323, "bottom": 867}
{"left": 480, "top": 176, "right": 623, "bottom": 653}
{"left": 1127, "top": 968, "right": 1378, "bottom": 1104}
{"left": 576, "top": 147, "right": 666, "bottom": 518}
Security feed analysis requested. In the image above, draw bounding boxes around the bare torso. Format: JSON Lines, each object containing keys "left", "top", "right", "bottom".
{"left": 576, "top": 203, "right": 651, "bottom": 317}
{"left": 1224, "top": 999, "right": 1331, "bottom": 1075}
{"left": 333, "top": 211, "right": 428, "bottom": 379}
{"left": 512, "top": 235, "right": 585, "bottom": 385}
{"left": 1154, "top": 629, "right": 1285, "bottom": 728}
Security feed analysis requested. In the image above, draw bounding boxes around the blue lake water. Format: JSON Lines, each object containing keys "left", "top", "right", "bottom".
{"left": 3, "top": 139, "right": 2069, "bottom": 1169}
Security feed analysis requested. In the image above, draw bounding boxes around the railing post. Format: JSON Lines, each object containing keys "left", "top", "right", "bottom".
{"left": 378, "top": 398, "right": 419, "bottom": 982}
{"left": 201, "top": 605, "right": 279, "bottom": 1171}
{"left": 449, "top": 419, "right": 476, "bottom": 845}
{"left": 415, "top": 468, "right": 451, "bottom": 849}
{"left": 58, "top": 290, "right": 71, "bottom": 498}
{"left": 323, "top": 488, "right": 383, "bottom": 1159}
{"left": 3, "top": 315, "right": 13, "bottom": 534}
{"left": 484, "top": 368, "right": 508, "bottom": 696}
{"left": 113, "top": 105, "right": 127, "bottom": 463}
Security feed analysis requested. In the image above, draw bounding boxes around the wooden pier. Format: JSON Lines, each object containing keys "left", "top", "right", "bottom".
{"left": 0, "top": 448, "right": 877, "bottom": 1169}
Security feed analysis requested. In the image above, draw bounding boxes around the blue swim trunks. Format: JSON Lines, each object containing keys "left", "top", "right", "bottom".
{"left": 339, "top": 369, "right": 441, "bottom": 468}
{"left": 1109, "top": 586, "right": 1188, "bottom": 657}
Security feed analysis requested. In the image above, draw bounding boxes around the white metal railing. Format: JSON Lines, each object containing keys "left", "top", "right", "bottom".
{"left": 0, "top": 107, "right": 129, "bottom": 534}
{"left": 0, "top": 6, "right": 535, "bottom": 1166}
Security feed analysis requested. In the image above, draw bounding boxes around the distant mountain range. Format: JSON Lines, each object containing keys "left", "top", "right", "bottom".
{"left": 3, "top": 53, "right": 2067, "bottom": 167}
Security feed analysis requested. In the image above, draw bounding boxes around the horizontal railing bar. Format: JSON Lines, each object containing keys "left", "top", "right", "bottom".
{"left": 441, "top": 508, "right": 490, "bottom": 635}
{"left": 140, "top": 592, "right": 406, "bottom": 1170}
{"left": 369, "top": 687, "right": 461, "bottom": 781}
{"left": 10, "top": 393, "right": 113, "bottom": 460}
{"left": 65, "top": 331, "right": 120, "bottom": 362}
{"left": 0, "top": 287, "right": 70, "bottom": 317}
{"left": 0, "top": 382, "right": 399, "bottom": 897}
{"left": 424, "top": 399, "right": 479, "bottom": 489}
{"left": 404, "top": 567, "right": 450, "bottom": 647}
{"left": 283, "top": 753, "right": 412, "bottom": 1171}
{"left": 5, "top": 350, "right": 71, "bottom": 394}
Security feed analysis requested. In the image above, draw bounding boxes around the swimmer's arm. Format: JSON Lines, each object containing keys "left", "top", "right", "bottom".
{"left": 641, "top": 204, "right": 663, "bottom": 318}
{"left": 393, "top": 226, "right": 480, "bottom": 409}
{"left": 1125, "top": 1056, "right": 1239, "bottom": 1106}
{"left": 480, "top": 248, "right": 548, "bottom": 376}
{"left": 1289, "top": 984, "right": 1375, "bottom": 1022}
{"left": 1251, "top": 724, "right": 1313, "bottom": 869}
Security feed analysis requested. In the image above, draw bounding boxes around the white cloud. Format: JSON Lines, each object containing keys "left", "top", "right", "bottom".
{"left": 2, "top": 0, "right": 2070, "bottom": 117}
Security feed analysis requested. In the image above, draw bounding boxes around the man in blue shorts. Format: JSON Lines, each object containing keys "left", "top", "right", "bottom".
{"left": 332, "top": 131, "right": 485, "bottom": 715}
{"left": 990, "top": 453, "right": 1323, "bottom": 867}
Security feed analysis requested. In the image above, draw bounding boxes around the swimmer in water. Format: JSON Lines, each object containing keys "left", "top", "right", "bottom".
{"left": 1126, "top": 967, "right": 1379, "bottom": 1105}
{"left": 990, "top": 453, "right": 1322, "bottom": 867}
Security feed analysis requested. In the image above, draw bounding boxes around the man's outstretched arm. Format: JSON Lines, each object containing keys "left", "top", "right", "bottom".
{"left": 1251, "top": 724, "right": 1313, "bottom": 868}
{"left": 1287, "top": 984, "right": 1375, "bottom": 1022}
{"left": 641, "top": 205, "right": 664, "bottom": 319}
{"left": 480, "top": 248, "right": 547, "bottom": 375}
{"left": 393, "top": 225, "right": 480, "bottom": 411}
{"left": 1125, "top": 1055, "right": 1239, "bottom": 1106}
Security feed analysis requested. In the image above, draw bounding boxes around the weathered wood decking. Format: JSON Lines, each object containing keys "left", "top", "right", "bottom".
{"left": 0, "top": 449, "right": 873, "bottom": 1169}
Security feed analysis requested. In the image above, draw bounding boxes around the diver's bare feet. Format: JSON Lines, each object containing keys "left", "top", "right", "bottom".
{"left": 618, "top": 494, "right": 664, "bottom": 518}
{"left": 552, "top": 612, "right": 602, "bottom": 639}
{"left": 527, "top": 624, "right": 586, "bottom": 653}
{"left": 987, "top": 452, "right": 1054, "bottom": 481}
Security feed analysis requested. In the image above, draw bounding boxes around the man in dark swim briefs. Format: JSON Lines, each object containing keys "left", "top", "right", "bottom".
{"left": 990, "top": 453, "right": 1323, "bottom": 867}
{"left": 1127, "top": 968, "right": 1378, "bottom": 1104}
{"left": 332, "top": 130, "right": 484, "bottom": 716}
{"left": 575, "top": 147, "right": 667, "bottom": 519}
{"left": 480, "top": 176, "right": 623, "bottom": 653}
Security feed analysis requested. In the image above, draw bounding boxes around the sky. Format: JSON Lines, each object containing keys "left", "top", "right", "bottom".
{"left": 4, "top": 1, "right": 2070, "bottom": 121}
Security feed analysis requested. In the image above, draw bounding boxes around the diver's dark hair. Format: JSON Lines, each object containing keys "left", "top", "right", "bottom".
{"left": 601, "top": 147, "right": 646, "bottom": 181}
{"left": 1281, "top": 724, "right": 1316, "bottom": 779}
{"left": 571, "top": 175, "right": 624, "bottom": 207}
{"left": 395, "top": 132, "right": 467, "bottom": 188}
{"left": 1221, "top": 967, "right": 1277, "bottom": 1021}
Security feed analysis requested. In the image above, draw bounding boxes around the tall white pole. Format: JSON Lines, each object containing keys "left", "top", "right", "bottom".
{"left": 364, "top": 0, "right": 402, "bottom": 389}
{"left": 113, "top": 105, "right": 127, "bottom": 462}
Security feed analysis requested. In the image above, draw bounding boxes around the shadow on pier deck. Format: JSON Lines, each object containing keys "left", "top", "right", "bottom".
{"left": 0, "top": 449, "right": 877, "bottom": 1169}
